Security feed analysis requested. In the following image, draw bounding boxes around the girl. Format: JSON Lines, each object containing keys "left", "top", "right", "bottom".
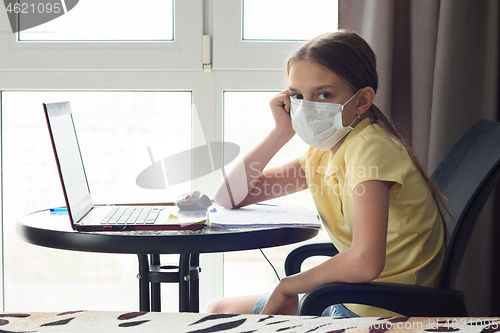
{"left": 208, "top": 30, "right": 446, "bottom": 318}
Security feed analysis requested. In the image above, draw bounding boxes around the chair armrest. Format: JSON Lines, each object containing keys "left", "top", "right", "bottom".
{"left": 298, "top": 282, "right": 468, "bottom": 317}
{"left": 284, "top": 241, "right": 339, "bottom": 276}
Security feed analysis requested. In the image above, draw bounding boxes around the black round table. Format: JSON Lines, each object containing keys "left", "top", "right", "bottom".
{"left": 16, "top": 208, "right": 319, "bottom": 312}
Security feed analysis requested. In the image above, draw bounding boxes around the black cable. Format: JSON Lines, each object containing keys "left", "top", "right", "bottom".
{"left": 259, "top": 248, "right": 281, "bottom": 281}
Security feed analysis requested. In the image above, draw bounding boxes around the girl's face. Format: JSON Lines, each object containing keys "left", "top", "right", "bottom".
{"left": 288, "top": 59, "right": 359, "bottom": 127}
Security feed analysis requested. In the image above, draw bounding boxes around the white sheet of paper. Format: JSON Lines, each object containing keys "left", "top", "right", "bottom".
{"left": 208, "top": 205, "right": 321, "bottom": 228}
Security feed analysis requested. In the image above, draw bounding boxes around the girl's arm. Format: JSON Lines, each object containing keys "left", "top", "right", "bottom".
{"left": 214, "top": 90, "right": 306, "bottom": 208}
{"left": 261, "top": 180, "right": 391, "bottom": 315}
{"left": 231, "top": 157, "right": 308, "bottom": 207}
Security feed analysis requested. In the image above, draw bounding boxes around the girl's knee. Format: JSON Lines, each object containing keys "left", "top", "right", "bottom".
{"left": 206, "top": 298, "right": 227, "bottom": 314}
{"left": 206, "top": 295, "right": 261, "bottom": 314}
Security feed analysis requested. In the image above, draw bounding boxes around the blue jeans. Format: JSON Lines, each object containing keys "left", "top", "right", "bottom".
{"left": 253, "top": 292, "right": 360, "bottom": 317}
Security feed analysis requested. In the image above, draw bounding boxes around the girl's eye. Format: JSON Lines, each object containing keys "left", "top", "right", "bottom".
{"left": 290, "top": 94, "right": 303, "bottom": 100}
{"left": 318, "top": 93, "right": 331, "bottom": 100}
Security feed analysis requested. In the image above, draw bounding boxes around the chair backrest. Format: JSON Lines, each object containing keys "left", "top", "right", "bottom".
{"left": 430, "top": 119, "right": 500, "bottom": 289}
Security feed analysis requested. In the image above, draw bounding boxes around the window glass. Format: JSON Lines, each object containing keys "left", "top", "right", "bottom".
{"left": 242, "top": 0, "right": 338, "bottom": 41}
{"left": 18, "top": 0, "right": 174, "bottom": 41}
{"left": 222, "top": 91, "right": 328, "bottom": 297}
{"left": 2, "top": 91, "right": 190, "bottom": 311}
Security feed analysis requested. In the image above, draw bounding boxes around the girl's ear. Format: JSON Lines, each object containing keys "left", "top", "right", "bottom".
{"left": 356, "top": 87, "right": 375, "bottom": 115}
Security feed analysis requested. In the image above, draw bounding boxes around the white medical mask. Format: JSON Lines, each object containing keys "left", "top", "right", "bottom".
{"left": 290, "top": 90, "right": 361, "bottom": 151}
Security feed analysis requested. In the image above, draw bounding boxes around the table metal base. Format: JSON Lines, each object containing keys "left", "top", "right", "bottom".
{"left": 137, "top": 254, "right": 200, "bottom": 312}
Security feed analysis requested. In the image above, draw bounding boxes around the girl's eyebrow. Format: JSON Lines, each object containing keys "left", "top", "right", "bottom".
{"left": 312, "top": 85, "right": 338, "bottom": 90}
{"left": 288, "top": 85, "right": 337, "bottom": 92}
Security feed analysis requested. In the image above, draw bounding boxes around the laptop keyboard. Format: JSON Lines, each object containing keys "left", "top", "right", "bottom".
{"left": 100, "top": 207, "right": 161, "bottom": 225}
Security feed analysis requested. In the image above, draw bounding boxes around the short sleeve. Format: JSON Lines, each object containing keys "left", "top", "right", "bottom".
{"left": 298, "top": 146, "right": 316, "bottom": 172}
{"left": 298, "top": 151, "right": 307, "bottom": 171}
{"left": 344, "top": 135, "right": 410, "bottom": 192}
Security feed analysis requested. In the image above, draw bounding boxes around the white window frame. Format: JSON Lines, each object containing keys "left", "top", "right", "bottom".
{"left": 0, "top": 0, "right": 207, "bottom": 312}
{"left": 0, "top": 0, "right": 202, "bottom": 71}
{"left": 213, "top": 0, "right": 306, "bottom": 70}
{"left": 0, "top": 91, "right": 3, "bottom": 309}
{"left": 0, "top": 0, "right": 334, "bottom": 312}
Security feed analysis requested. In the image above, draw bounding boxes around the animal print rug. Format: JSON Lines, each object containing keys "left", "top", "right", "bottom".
{"left": 0, "top": 310, "right": 498, "bottom": 332}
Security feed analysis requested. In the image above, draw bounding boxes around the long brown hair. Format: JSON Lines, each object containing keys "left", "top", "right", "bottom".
{"left": 287, "top": 30, "right": 449, "bottom": 240}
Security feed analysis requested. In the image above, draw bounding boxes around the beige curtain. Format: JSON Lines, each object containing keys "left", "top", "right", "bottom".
{"left": 339, "top": 0, "right": 500, "bottom": 316}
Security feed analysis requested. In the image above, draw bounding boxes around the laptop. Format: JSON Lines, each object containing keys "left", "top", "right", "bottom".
{"left": 43, "top": 101, "right": 204, "bottom": 232}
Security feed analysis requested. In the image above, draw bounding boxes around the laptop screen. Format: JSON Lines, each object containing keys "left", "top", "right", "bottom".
{"left": 44, "top": 102, "right": 93, "bottom": 224}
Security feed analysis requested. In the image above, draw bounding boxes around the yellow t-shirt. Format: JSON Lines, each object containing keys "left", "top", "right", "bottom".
{"left": 298, "top": 118, "right": 445, "bottom": 317}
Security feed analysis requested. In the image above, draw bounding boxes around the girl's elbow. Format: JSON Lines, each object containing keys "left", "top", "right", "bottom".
{"left": 213, "top": 190, "right": 233, "bottom": 209}
{"left": 362, "top": 261, "right": 385, "bottom": 282}
{"left": 357, "top": 253, "right": 385, "bottom": 282}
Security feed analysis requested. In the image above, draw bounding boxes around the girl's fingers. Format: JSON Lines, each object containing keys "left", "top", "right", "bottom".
{"left": 282, "top": 90, "right": 291, "bottom": 113}
{"left": 269, "top": 90, "right": 294, "bottom": 135}
{"left": 271, "top": 90, "right": 291, "bottom": 113}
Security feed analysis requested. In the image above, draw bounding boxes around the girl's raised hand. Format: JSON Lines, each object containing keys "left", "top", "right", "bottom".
{"left": 269, "top": 90, "right": 295, "bottom": 137}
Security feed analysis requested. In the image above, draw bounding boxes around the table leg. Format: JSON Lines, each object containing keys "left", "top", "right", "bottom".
{"left": 190, "top": 254, "right": 200, "bottom": 312}
{"left": 179, "top": 254, "right": 190, "bottom": 312}
{"left": 178, "top": 253, "right": 200, "bottom": 313}
{"left": 137, "top": 254, "right": 150, "bottom": 312}
{"left": 150, "top": 254, "right": 161, "bottom": 312}
{"left": 142, "top": 253, "right": 200, "bottom": 313}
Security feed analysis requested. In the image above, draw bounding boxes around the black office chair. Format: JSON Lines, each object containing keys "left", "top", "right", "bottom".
{"left": 285, "top": 119, "right": 500, "bottom": 317}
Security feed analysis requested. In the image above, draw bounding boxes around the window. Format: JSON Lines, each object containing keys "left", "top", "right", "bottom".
{"left": 242, "top": 0, "right": 338, "bottom": 41}
{"left": 1, "top": 91, "right": 191, "bottom": 311}
{"left": 213, "top": 0, "right": 338, "bottom": 70}
{"left": 19, "top": 0, "right": 174, "bottom": 42}
{"left": 0, "top": 0, "right": 338, "bottom": 312}
{"left": 224, "top": 91, "right": 309, "bottom": 172}
{"left": 1, "top": 0, "right": 201, "bottom": 70}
